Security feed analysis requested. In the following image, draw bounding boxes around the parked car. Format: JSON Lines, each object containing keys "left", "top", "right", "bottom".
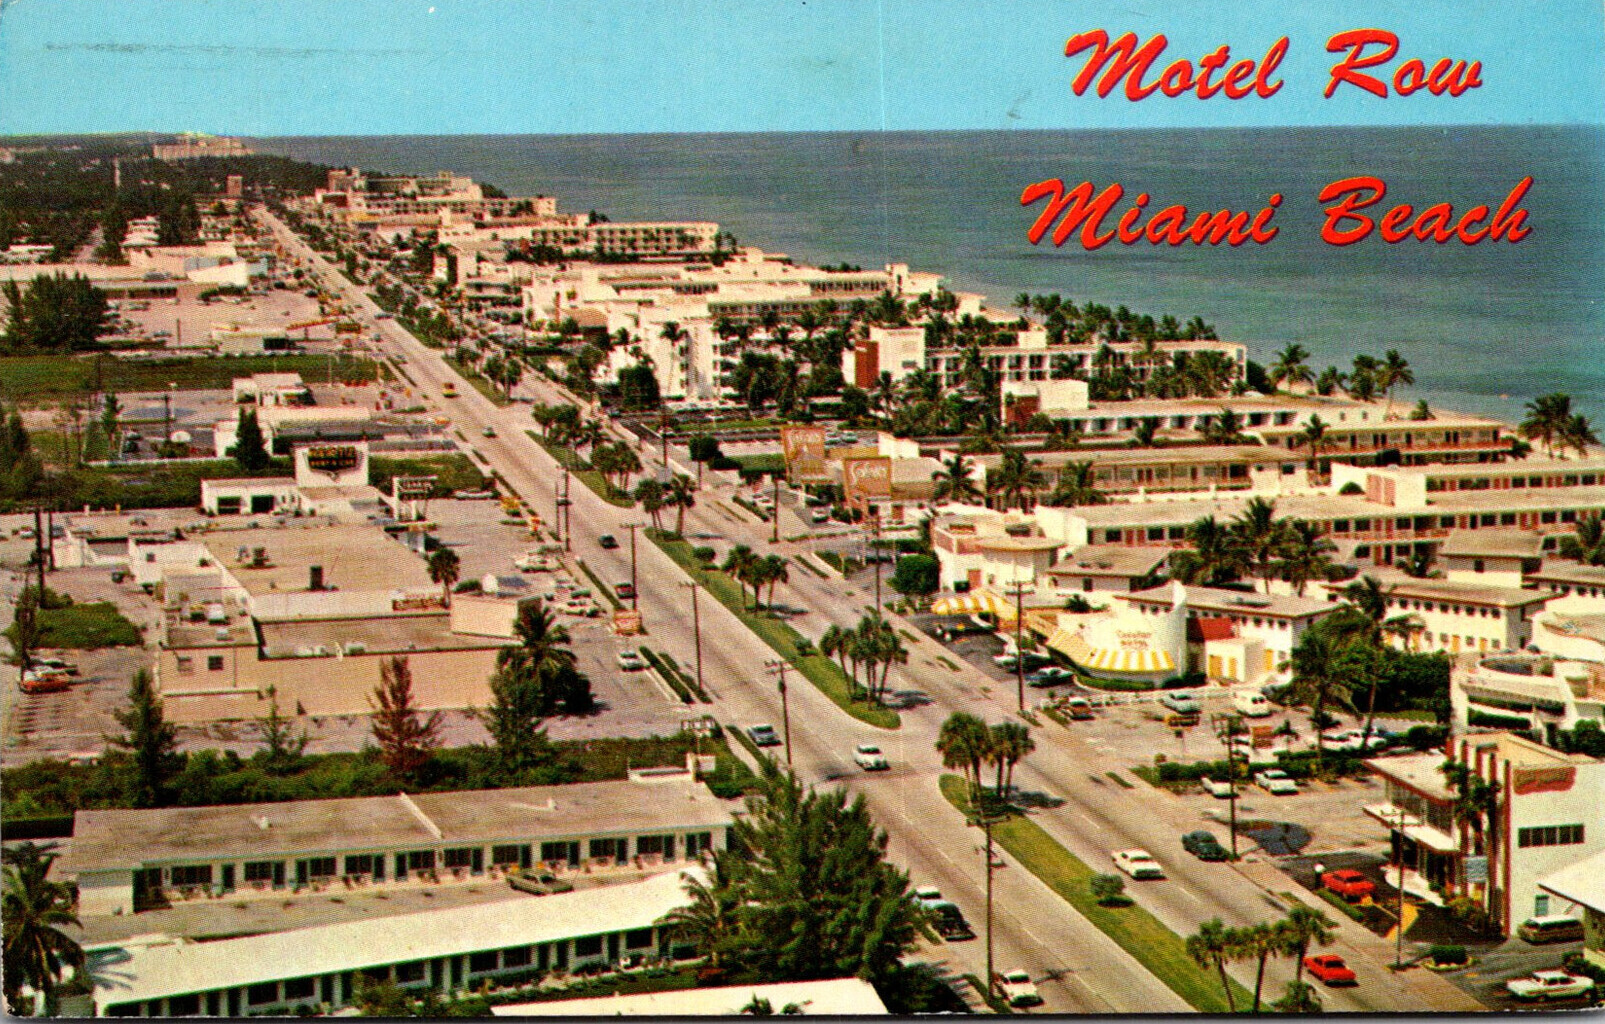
{"left": 481, "top": 426, "right": 497, "bottom": 438}
{"left": 1255, "top": 769, "right": 1299, "bottom": 795}
{"left": 930, "top": 902, "right": 975, "bottom": 941}
{"left": 19, "top": 669, "right": 71, "bottom": 695}
{"left": 1027, "top": 665, "right": 1075, "bottom": 686}
{"left": 1063, "top": 696, "right": 1095, "bottom": 720}
{"left": 1200, "top": 776, "right": 1236, "bottom": 799}
{"left": 993, "top": 970, "right": 1042, "bottom": 1007}
{"left": 1304, "top": 954, "right": 1358, "bottom": 986}
{"left": 615, "top": 581, "right": 636, "bottom": 600}
{"left": 1233, "top": 689, "right": 1273, "bottom": 717}
{"left": 1320, "top": 729, "right": 1389, "bottom": 752}
{"left": 993, "top": 649, "right": 1048, "bottom": 670}
{"left": 615, "top": 649, "right": 647, "bottom": 672}
{"left": 1505, "top": 971, "right": 1595, "bottom": 1001}
{"left": 748, "top": 724, "right": 782, "bottom": 747}
{"left": 598, "top": 534, "right": 619, "bottom": 549}
{"left": 1322, "top": 868, "right": 1375, "bottom": 901}
{"left": 853, "top": 744, "right": 889, "bottom": 771}
{"left": 33, "top": 656, "right": 78, "bottom": 676}
{"left": 1181, "top": 830, "right": 1230, "bottom": 861}
{"left": 1112, "top": 849, "right": 1165, "bottom": 879}
{"left": 506, "top": 870, "right": 575, "bottom": 896}
{"left": 1159, "top": 691, "right": 1202, "bottom": 716}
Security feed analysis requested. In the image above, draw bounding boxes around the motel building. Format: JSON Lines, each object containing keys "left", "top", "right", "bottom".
{"left": 58, "top": 774, "right": 734, "bottom": 920}
{"left": 1363, "top": 732, "right": 1605, "bottom": 935}
{"left": 1537, "top": 850, "right": 1605, "bottom": 971}
{"left": 88, "top": 869, "right": 700, "bottom": 1017}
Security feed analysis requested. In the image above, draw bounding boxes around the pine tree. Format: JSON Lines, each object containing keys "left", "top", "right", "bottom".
{"left": 227, "top": 408, "right": 271, "bottom": 472}
{"left": 369, "top": 657, "right": 442, "bottom": 781}
{"left": 107, "top": 670, "right": 181, "bottom": 808}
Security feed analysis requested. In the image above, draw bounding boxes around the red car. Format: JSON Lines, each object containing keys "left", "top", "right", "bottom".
{"left": 1322, "top": 868, "right": 1375, "bottom": 901}
{"left": 1305, "top": 954, "right": 1358, "bottom": 986}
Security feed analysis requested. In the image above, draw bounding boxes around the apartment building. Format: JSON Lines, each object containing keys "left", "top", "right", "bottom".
{"left": 1452, "top": 652, "right": 1605, "bottom": 741}
{"left": 1316, "top": 572, "right": 1552, "bottom": 655}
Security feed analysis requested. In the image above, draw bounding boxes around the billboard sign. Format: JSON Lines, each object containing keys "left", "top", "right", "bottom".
{"left": 843, "top": 456, "right": 893, "bottom": 507}
{"left": 780, "top": 425, "right": 828, "bottom": 483}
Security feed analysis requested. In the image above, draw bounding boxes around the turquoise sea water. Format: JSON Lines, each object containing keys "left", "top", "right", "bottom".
{"left": 254, "top": 128, "right": 1605, "bottom": 424}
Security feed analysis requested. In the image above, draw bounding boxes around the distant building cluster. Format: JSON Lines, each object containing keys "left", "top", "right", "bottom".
{"left": 151, "top": 133, "right": 253, "bottom": 161}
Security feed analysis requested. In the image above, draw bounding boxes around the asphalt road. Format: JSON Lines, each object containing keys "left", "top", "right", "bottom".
{"left": 260, "top": 206, "right": 1485, "bottom": 1014}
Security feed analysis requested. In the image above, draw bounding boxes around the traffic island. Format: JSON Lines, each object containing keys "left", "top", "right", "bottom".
{"left": 938, "top": 775, "right": 1252, "bottom": 1014}
{"left": 648, "top": 529, "right": 898, "bottom": 729}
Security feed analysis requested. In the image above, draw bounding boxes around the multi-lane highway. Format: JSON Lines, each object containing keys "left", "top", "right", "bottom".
{"left": 261, "top": 207, "right": 1484, "bottom": 1014}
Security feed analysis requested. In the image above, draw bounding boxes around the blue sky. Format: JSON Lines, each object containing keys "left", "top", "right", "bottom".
{"left": 1, "top": 0, "right": 1602, "bottom": 135}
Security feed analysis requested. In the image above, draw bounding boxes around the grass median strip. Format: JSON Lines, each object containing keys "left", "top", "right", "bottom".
{"left": 528, "top": 433, "right": 634, "bottom": 508}
{"left": 650, "top": 529, "right": 898, "bottom": 729}
{"left": 575, "top": 560, "right": 622, "bottom": 611}
{"left": 938, "top": 775, "right": 1252, "bottom": 1014}
{"left": 639, "top": 646, "right": 695, "bottom": 704}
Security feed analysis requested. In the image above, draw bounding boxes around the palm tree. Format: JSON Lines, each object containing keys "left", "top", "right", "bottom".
{"left": 1129, "top": 416, "right": 1160, "bottom": 448}
{"left": 759, "top": 554, "right": 789, "bottom": 610}
{"left": 1288, "top": 617, "right": 1357, "bottom": 757}
{"left": 426, "top": 546, "right": 460, "bottom": 607}
{"left": 666, "top": 474, "right": 697, "bottom": 536}
{"left": 1295, "top": 415, "right": 1330, "bottom": 482}
{"left": 1562, "top": 413, "right": 1600, "bottom": 459}
{"left": 1185, "top": 918, "right": 1239, "bottom": 1013}
{"left": 1269, "top": 343, "right": 1315, "bottom": 393}
{"left": 1237, "top": 921, "right": 1289, "bottom": 1014}
{"left": 936, "top": 712, "right": 993, "bottom": 802}
{"left": 659, "top": 859, "right": 739, "bottom": 968}
{"left": 1376, "top": 349, "right": 1414, "bottom": 418}
{"left": 1197, "top": 407, "right": 1247, "bottom": 445}
{"left": 1231, "top": 497, "right": 1290, "bottom": 594}
{"left": 1171, "top": 515, "right": 1246, "bottom": 586}
{"left": 1282, "top": 905, "right": 1337, "bottom": 988}
{"left": 820, "top": 624, "right": 849, "bottom": 680}
{"left": 1349, "top": 354, "right": 1380, "bottom": 402}
{"left": 1047, "top": 460, "right": 1104, "bottom": 507}
{"left": 1558, "top": 513, "right": 1605, "bottom": 566}
{"left": 1441, "top": 758, "right": 1503, "bottom": 922}
{"left": 1519, "top": 393, "right": 1573, "bottom": 459}
{"left": 3, "top": 843, "right": 84, "bottom": 1015}
{"left": 1315, "top": 365, "right": 1347, "bottom": 397}
{"left": 1278, "top": 520, "right": 1334, "bottom": 596}
{"left": 722, "top": 545, "right": 759, "bottom": 609}
{"left": 635, "top": 478, "right": 667, "bottom": 529}
{"left": 988, "top": 721, "right": 1035, "bottom": 798}
{"left": 501, "top": 599, "right": 576, "bottom": 679}
{"left": 987, "top": 449, "right": 1046, "bottom": 511}
{"left": 931, "top": 453, "right": 983, "bottom": 505}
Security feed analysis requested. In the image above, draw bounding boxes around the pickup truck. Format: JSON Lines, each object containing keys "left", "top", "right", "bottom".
{"left": 1505, "top": 971, "right": 1596, "bottom": 1001}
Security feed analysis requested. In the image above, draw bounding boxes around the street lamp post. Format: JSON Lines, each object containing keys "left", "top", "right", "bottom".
{"left": 1395, "top": 820, "right": 1408, "bottom": 969}
{"left": 680, "top": 581, "right": 704, "bottom": 695}
{"left": 625, "top": 524, "right": 640, "bottom": 612}
{"left": 766, "top": 659, "right": 792, "bottom": 767}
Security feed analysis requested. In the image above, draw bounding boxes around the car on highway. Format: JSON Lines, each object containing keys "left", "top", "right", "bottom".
{"left": 598, "top": 534, "right": 619, "bottom": 550}
{"left": 1112, "top": 849, "right": 1165, "bottom": 879}
{"left": 1505, "top": 970, "right": 1595, "bottom": 1001}
{"left": 993, "top": 970, "right": 1042, "bottom": 1007}
{"left": 1255, "top": 769, "right": 1299, "bottom": 795}
{"left": 1321, "top": 868, "right": 1376, "bottom": 901}
{"left": 481, "top": 426, "right": 497, "bottom": 438}
{"left": 1304, "top": 954, "right": 1358, "bottom": 987}
{"left": 853, "top": 744, "right": 889, "bottom": 771}
{"left": 1159, "top": 691, "right": 1203, "bottom": 716}
{"left": 748, "top": 724, "right": 782, "bottom": 747}
{"left": 913, "top": 886, "right": 947, "bottom": 911}
{"left": 615, "top": 649, "right": 647, "bottom": 672}
{"left": 1181, "top": 830, "right": 1230, "bottom": 861}
{"left": 930, "top": 902, "right": 975, "bottom": 941}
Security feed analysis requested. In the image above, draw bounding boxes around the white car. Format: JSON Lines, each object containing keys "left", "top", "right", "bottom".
{"left": 1113, "top": 849, "right": 1166, "bottom": 879}
{"left": 1506, "top": 970, "right": 1595, "bottom": 1001}
{"left": 1255, "top": 769, "right": 1299, "bottom": 795}
{"left": 1321, "top": 729, "right": 1389, "bottom": 752}
{"left": 913, "top": 886, "right": 946, "bottom": 911}
{"left": 615, "top": 649, "right": 647, "bottom": 672}
{"left": 853, "top": 744, "right": 889, "bottom": 771}
{"left": 748, "top": 724, "right": 782, "bottom": 748}
{"left": 1200, "top": 776, "right": 1236, "bottom": 799}
{"left": 994, "top": 970, "right": 1042, "bottom": 1007}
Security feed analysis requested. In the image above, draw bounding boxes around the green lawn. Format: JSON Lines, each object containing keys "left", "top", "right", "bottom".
{"left": 0, "top": 353, "right": 381, "bottom": 404}
{"left": 445, "top": 356, "right": 511, "bottom": 407}
{"left": 27, "top": 602, "right": 142, "bottom": 648}
{"left": 1, "top": 459, "right": 291, "bottom": 514}
{"left": 733, "top": 453, "right": 786, "bottom": 474}
{"left": 368, "top": 454, "right": 487, "bottom": 496}
{"left": 650, "top": 529, "right": 898, "bottom": 729}
{"left": 937, "top": 775, "right": 1252, "bottom": 1014}
{"left": 575, "top": 559, "right": 623, "bottom": 611}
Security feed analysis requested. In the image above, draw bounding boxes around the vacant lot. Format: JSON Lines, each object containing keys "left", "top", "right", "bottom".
{"left": 0, "top": 354, "right": 382, "bottom": 405}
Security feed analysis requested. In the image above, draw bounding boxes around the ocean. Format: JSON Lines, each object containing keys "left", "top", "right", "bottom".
{"left": 252, "top": 127, "right": 1605, "bottom": 425}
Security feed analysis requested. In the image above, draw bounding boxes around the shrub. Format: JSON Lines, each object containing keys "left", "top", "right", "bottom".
{"left": 1429, "top": 944, "right": 1468, "bottom": 966}
{"left": 692, "top": 546, "right": 716, "bottom": 563}
{"left": 1090, "top": 873, "right": 1129, "bottom": 906}
{"left": 1339, "top": 481, "right": 1365, "bottom": 495}
{"left": 1405, "top": 724, "right": 1448, "bottom": 751}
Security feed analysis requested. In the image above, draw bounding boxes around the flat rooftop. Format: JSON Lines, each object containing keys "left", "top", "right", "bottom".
{"left": 1122, "top": 583, "right": 1335, "bottom": 620}
{"left": 1363, "top": 574, "right": 1552, "bottom": 608}
{"left": 494, "top": 977, "right": 889, "bottom": 1016}
{"left": 88, "top": 870, "right": 696, "bottom": 1009}
{"left": 257, "top": 613, "right": 505, "bottom": 658}
{"left": 1439, "top": 529, "right": 1546, "bottom": 559}
{"left": 63, "top": 777, "right": 736, "bottom": 874}
{"left": 1049, "top": 544, "right": 1171, "bottom": 577}
{"left": 203, "top": 525, "right": 433, "bottom": 596}
{"left": 1529, "top": 560, "right": 1605, "bottom": 587}
{"left": 966, "top": 444, "right": 1292, "bottom": 470}
{"left": 1366, "top": 752, "right": 1455, "bottom": 801}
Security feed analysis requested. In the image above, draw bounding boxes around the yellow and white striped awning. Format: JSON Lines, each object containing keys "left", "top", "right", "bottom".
{"left": 930, "top": 592, "right": 1016, "bottom": 620}
{"left": 1049, "top": 631, "right": 1175, "bottom": 674}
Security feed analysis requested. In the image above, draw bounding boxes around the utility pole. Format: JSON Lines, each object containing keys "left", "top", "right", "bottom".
{"left": 1212, "top": 712, "right": 1245, "bottom": 858}
{"left": 162, "top": 393, "right": 172, "bottom": 445}
{"left": 552, "top": 479, "right": 563, "bottom": 544}
{"left": 625, "top": 523, "right": 640, "bottom": 612}
{"left": 561, "top": 468, "right": 572, "bottom": 552}
{"left": 871, "top": 514, "right": 882, "bottom": 612}
{"left": 1395, "top": 820, "right": 1408, "bottom": 968}
{"left": 33, "top": 504, "right": 46, "bottom": 597}
{"left": 771, "top": 473, "right": 781, "bottom": 544}
{"left": 680, "top": 581, "right": 703, "bottom": 695}
{"left": 1013, "top": 579, "right": 1026, "bottom": 713}
{"left": 967, "top": 795, "right": 1005, "bottom": 995}
{"left": 766, "top": 659, "right": 792, "bottom": 767}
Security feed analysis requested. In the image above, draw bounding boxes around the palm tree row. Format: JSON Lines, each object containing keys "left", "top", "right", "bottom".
{"left": 634, "top": 473, "right": 697, "bottom": 535}
{"left": 1171, "top": 498, "right": 1336, "bottom": 596}
{"left": 934, "top": 712, "right": 1036, "bottom": 804}
{"left": 820, "top": 615, "right": 909, "bottom": 705}
{"left": 720, "top": 545, "right": 791, "bottom": 611}
{"left": 1519, "top": 393, "right": 1599, "bottom": 460}
{"left": 1184, "top": 906, "right": 1337, "bottom": 1014}
{"left": 1278, "top": 347, "right": 1416, "bottom": 414}
{"left": 1012, "top": 292, "right": 1218, "bottom": 346}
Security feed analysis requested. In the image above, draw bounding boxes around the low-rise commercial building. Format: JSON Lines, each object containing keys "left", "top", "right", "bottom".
{"left": 1536, "top": 851, "right": 1605, "bottom": 970}
{"left": 1364, "top": 732, "right": 1605, "bottom": 934}
{"left": 62, "top": 775, "right": 734, "bottom": 919}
